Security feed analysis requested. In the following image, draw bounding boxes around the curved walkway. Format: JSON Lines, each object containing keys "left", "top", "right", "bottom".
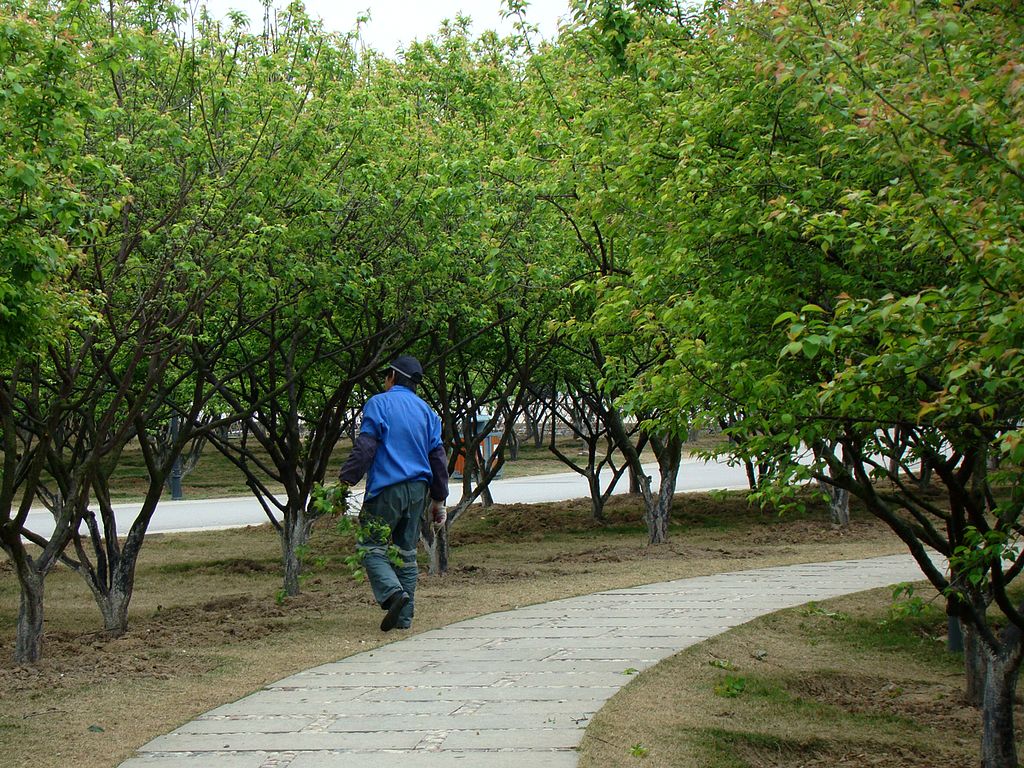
{"left": 118, "top": 553, "right": 928, "bottom": 768}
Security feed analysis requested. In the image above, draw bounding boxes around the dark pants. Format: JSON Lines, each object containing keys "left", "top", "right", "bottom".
{"left": 358, "top": 480, "right": 427, "bottom": 628}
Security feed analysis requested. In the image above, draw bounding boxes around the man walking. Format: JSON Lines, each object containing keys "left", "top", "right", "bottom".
{"left": 339, "top": 355, "right": 449, "bottom": 631}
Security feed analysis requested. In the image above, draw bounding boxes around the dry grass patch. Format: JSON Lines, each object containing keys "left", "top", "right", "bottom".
{"left": 577, "top": 588, "right": 1002, "bottom": 768}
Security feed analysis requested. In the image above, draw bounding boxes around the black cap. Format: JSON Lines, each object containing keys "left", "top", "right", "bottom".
{"left": 389, "top": 355, "right": 423, "bottom": 384}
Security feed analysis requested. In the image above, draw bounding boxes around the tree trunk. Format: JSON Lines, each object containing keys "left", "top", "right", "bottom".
{"left": 744, "top": 458, "right": 758, "bottom": 491}
{"left": 15, "top": 567, "right": 45, "bottom": 664}
{"left": 74, "top": 522, "right": 137, "bottom": 636}
{"left": 831, "top": 486, "right": 850, "bottom": 526}
{"left": 3, "top": 495, "right": 68, "bottom": 664}
{"left": 813, "top": 442, "right": 853, "bottom": 527}
{"left": 981, "top": 646, "right": 1021, "bottom": 768}
{"left": 963, "top": 620, "right": 985, "bottom": 708}
{"left": 647, "top": 470, "right": 674, "bottom": 544}
{"left": 647, "top": 435, "right": 682, "bottom": 545}
{"left": 95, "top": 585, "right": 132, "bottom": 636}
{"left": 533, "top": 416, "right": 545, "bottom": 449}
{"left": 588, "top": 474, "right": 606, "bottom": 522}
{"left": 628, "top": 465, "right": 642, "bottom": 494}
{"left": 426, "top": 524, "right": 449, "bottom": 575}
{"left": 888, "top": 425, "right": 908, "bottom": 476}
{"left": 73, "top": 507, "right": 132, "bottom": 636}
{"left": 280, "top": 512, "right": 313, "bottom": 597}
{"left": 437, "top": 526, "right": 449, "bottom": 574}
{"left": 627, "top": 432, "right": 650, "bottom": 495}
{"left": 918, "top": 461, "right": 933, "bottom": 491}
{"left": 818, "top": 480, "right": 850, "bottom": 527}
{"left": 953, "top": 588, "right": 989, "bottom": 708}
{"left": 522, "top": 403, "right": 542, "bottom": 449}
{"left": 647, "top": 497, "right": 670, "bottom": 543}
{"left": 606, "top": 416, "right": 652, "bottom": 528}
{"left": 282, "top": 541, "right": 302, "bottom": 597}
{"left": 421, "top": 498, "right": 459, "bottom": 576}
{"left": 71, "top": 468, "right": 166, "bottom": 637}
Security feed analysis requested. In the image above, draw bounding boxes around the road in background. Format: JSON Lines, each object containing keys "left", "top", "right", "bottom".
{"left": 23, "top": 456, "right": 750, "bottom": 539}
{"left": 483, "top": 456, "right": 748, "bottom": 505}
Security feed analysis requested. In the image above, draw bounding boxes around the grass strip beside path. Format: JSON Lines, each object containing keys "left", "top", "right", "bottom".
{"left": 579, "top": 589, "right": 990, "bottom": 767}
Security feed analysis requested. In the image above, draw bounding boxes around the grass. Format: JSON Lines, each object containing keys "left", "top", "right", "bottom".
{"left": 9, "top": 441, "right": 989, "bottom": 768}
{"left": 0, "top": 486, "right": 914, "bottom": 768}
{"left": 576, "top": 587, "right": 995, "bottom": 768}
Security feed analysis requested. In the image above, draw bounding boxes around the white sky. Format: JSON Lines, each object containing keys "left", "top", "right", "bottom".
{"left": 196, "top": 0, "right": 574, "bottom": 54}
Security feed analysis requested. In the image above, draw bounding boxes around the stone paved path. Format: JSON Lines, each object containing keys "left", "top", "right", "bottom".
{"left": 118, "top": 553, "right": 929, "bottom": 768}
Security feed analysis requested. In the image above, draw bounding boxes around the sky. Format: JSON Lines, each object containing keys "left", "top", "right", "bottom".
{"left": 197, "top": 0, "right": 574, "bottom": 54}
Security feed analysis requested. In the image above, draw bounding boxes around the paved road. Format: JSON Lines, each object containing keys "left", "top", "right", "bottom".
{"left": 117, "top": 553, "right": 929, "bottom": 768}
{"left": 484, "top": 456, "right": 748, "bottom": 505}
{"left": 25, "top": 457, "right": 750, "bottom": 539}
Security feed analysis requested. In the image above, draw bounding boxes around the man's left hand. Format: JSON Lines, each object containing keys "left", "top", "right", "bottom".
{"left": 430, "top": 500, "right": 447, "bottom": 527}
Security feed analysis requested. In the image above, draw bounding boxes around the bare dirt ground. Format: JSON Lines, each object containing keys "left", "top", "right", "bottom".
{"left": 0, "top": 491, "right": 937, "bottom": 768}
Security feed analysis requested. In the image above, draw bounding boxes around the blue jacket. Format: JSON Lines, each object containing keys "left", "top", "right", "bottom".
{"left": 340, "top": 385, "right": 449, "bottom": 501}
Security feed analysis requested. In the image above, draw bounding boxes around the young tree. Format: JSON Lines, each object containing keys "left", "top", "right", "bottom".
{"left": 419, "top": 304, "right": 547, "bottom": 574}
{"left": 513, "top": 10, "right": 692, "bottom": 542}
{"left": 574, "top": 0, "right": 1023, "bottom": 763}
{"left": 378, "top": 24, "right": 566, "bottom": 574}
{"left": 528, "top": 366, "right": 639, "bottom": 523}
{"left": 34, "top": 0, "right": 363, "bottom": 632}
{"left": 195, "top": 9, "right": 432, "bottom": 599}
{"left": 0, "top": 0, "right": 124, "bottom": 662}
{"left": 765, "top": 3, "right": 1024, "bottom": 764}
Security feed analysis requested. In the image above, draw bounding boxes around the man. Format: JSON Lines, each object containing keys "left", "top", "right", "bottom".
{"left": 339, "top": 355, "right": 448, "bottom": 632}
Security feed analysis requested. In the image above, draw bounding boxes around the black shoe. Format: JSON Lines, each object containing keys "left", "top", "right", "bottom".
{"left": 380, "top": 591, "right": 410, "bottom": 632}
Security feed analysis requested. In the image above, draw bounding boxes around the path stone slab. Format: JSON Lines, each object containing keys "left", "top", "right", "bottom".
{"left": 144, "top": 730, "right": 426, "bottom": 752}
{"left": 288, "top": 751, "right": 580, "bottom": 768}
{"left": 317, "top": 713, "right": 587, "bottom": 733}
{"left": 365, "top": 685, "right": 618, "bottom": 702}
{"left": 175, "top": 717, "right": 317, "bottom": 734}
{"left": 365, "top": 650, "right": 560, "bottom": 663}
{"left": 469, "top": 699, "right": 606, "bottom": 716}
{"left": 442, "top": 727, "right": 584, "bottom": 750}
{"left": 270, "top": 672, "right": 507, "bottom": 688}
{"left": 118, "top": 753, "right": 271, "bottom": 768}
{"left": 204, "top": 698, "right": 460, "bottom": 718}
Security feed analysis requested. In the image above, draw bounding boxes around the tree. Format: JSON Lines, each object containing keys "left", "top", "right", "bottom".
{"left": 573, "top": 0, "right": 1023, "bottom": 764}
{"left": 41, "top": 0, "right": 284, "bottom": 637}
{"left": 528, "top": 362, "right": 639, "bottom": 522}
{"left": 195, "top": 8, "right": 430, "bottom": 599}
{"left": 381, "top": 23, "right": 565, "bottom": 574}
{"left": 35, "top": 0, "right": 368, "bottom": 633}
{"left": 554, "top": 0, "right": 934, "bottom": 542}
{"left": 2, "top": 0, "right": 381, "bottom": 654}
{"left": 419, "top": 301, "right": 550, "bottom": 573}
{"left": 0, "top": 0, "right": 125, "bottom": 662}
{"left": 765, "top": 3, "right": 1024, "bottom": 764}
{"left": 514, "top": 7, "right": 694, "bottom": 543}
